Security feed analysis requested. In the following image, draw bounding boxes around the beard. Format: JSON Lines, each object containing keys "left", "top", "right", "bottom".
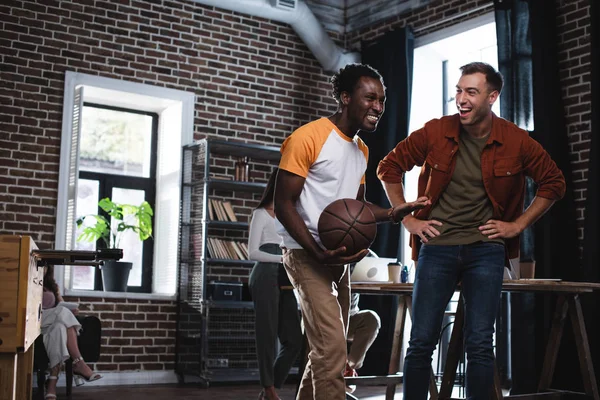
{"left": 461, "top": 106, "right": 488, "bottom": 126}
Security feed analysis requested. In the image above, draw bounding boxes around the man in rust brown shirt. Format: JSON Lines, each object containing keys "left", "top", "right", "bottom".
{"left": 377, "top": 62, "right": 565, "bottom": 400}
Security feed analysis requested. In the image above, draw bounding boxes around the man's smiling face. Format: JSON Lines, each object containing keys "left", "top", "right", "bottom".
{"left": 345, "top": 76, "right": 386, "bottom": 133}
{"left": 456, "top": 72, "right": 498, "bottom": 127}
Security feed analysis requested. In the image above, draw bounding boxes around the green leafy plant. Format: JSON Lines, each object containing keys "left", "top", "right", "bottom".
{"left": 76, "top": 197, "right": 153, "bottom": 249}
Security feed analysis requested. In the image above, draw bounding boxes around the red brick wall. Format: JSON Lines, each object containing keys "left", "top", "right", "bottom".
{"left": 0, "top": 0, "right": 592, "bottom": 374}
{"left": 556, "top": 0, "right": 591, "bottom": 249}
{"left": 74, "top": 297, "right": 177, "bottom": 371}
{"left": 0, "top": 0, "right": 338, "bottom": 249}
{"left": 0, "top": 0, "right": 337, "bottom": 373}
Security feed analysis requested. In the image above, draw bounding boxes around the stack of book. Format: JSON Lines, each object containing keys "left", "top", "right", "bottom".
{"left": 208, "top": 198, "right": 237, "bottom": 222}
{"left": 206, "top": 238, "right": 249, "bottom": 260}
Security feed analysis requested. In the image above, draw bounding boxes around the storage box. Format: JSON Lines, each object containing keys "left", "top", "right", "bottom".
{"left": 208, "top": 281, "right": 243, "bottom": 301}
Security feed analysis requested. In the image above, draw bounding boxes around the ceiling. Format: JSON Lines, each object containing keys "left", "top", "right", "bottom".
{"left": 305, "top": 0, "right": 433, "bottom": 33}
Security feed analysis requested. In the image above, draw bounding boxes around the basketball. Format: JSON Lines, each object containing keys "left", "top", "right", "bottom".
{"left": 317, "top": 198, "right": 377, "bottom": 255}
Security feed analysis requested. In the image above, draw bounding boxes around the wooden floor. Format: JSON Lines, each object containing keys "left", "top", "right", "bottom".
{"left": 42, "top": 383, "right": 403, "bottom": 400}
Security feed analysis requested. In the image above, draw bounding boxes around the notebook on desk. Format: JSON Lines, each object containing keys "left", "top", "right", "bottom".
{"left": 350, "top": 257, "right": 397, "bottom": 283}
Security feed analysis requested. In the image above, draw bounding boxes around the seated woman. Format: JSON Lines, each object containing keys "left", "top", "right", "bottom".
{"left": 42, "top": 265, "right": 102, "bottom": 399}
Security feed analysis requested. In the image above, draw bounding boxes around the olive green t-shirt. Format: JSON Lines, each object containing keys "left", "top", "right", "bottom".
{"left": 427, "top": 129, "right": 503, "bottom": 246}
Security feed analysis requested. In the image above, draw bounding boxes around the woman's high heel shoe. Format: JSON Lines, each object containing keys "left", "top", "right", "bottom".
{"left": 44, "top": 375, "right": 58, "bottom": 399}
{"left": 72, "top": 357, "right": 102, "bottom": 386}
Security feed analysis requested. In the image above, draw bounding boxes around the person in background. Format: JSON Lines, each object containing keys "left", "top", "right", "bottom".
{"left": 274, "top": 63, "right": 429, "bottom": 400}
{"left": 343, "top": 250, "right": 381, "bottom": 394}
{"left": 42, "top": 265, "right": 102, "bottom": 399}
{"left": 344, "top": 291, "right": 381, "bottom": 394}
{"left": 249, "top": 168, "right": 302, "bottom": 400}
{"left": 378, "top": 62, "right": 565, "bottom": 399}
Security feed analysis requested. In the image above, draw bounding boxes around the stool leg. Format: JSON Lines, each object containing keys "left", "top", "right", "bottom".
{"left": 36, "top": 371, "right": 45, "bottom": 400}
{"left": 569, "top": 295, "right": 600, "bottom": 399}
{"left": 386, "top": 296, "right": 408, "bottom": 400}
{"left": 65, "top": 360, "right": 73, "bottom": 397}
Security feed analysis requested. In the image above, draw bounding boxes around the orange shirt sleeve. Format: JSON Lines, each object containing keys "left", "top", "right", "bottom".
{"left": 279, "top": 120, "right": 330, "bottom": 178}
{"left": 356, "top": 137, "right": 369, "bottom": 184}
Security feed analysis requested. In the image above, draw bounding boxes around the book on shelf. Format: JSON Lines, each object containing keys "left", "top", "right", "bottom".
{"left": 239, "top": 241, "right": 249, "bottom": 260}
{"left": 205, "top": 238, "right": 248, "bottom": 260}
{"left": 222, "top": 201, "right": 238, "bottom": 222}
{"left": 215, "top": 238, "right": 229, "bottom": 259}
{"left": 208, "top": 198, "right": 239, "bottom": 222}
{"left": 205, "top": 238, "right": 216, "bottom": 259}
{"left": 230, "top": 241, "right": 246, "bottom": 260}
{"left": 224, "top": 241, "right": 239, "bottom": 260}
{"left": 207, "top": 200, "right": 214, "bottom": 220}
{"left": 209, "top": 199, "right": 224, "bottom": 221}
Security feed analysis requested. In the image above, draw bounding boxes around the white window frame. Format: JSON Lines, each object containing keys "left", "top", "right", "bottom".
{"left": 56, "top": 71, "right": 195, "bottom": 300}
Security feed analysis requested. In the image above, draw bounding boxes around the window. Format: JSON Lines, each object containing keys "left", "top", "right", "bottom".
{"left": 56, "top": 71, "right": 195, "bottom": 298}
{"left": 73, "top": 104, "right": 158, "bottom": 292}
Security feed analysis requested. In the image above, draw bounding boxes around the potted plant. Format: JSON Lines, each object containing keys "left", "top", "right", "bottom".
{"left": 76, "top": 197, "right": 153, "bottom": 291}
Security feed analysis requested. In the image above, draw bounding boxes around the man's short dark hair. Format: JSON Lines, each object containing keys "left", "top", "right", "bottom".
{"left": 330, "top": 63, "right": 385, "bottom": 104}
{"left": 460, "top": 62, "right": 504, "bottom": 94}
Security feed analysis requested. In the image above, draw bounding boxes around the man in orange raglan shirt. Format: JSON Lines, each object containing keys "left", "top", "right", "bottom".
{"left": 274, "top": 64, "right": 429, "bottom": 400}
{"left": 378, "top": 62, "right": 565, "bottom": 400}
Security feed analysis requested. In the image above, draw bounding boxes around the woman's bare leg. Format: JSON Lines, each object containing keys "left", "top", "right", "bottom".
{"left": 66, "top": 326, "right": 94, "bottom": 377}
{"left": 46, "top": 364, "right": 60, "bottom": 397}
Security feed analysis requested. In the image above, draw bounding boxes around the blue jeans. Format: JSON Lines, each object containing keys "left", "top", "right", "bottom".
{"left": 403, "top": 242, "right": 505, "bottom": 400}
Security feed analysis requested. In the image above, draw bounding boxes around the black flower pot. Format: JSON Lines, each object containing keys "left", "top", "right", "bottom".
{"left": 100, "top": 261, "right": 132, "bottom": 292}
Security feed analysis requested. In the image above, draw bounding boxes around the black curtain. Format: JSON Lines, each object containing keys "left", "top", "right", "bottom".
{"left": 582, "top": 0, "right": 600, "bottom": 386}
{"left": 529, "top": 0, "right": 581, "bottom": 390}
{"left": 358, "top": 27, "right": 414, "bottom": 376}
{"left": 495, "top": 0, "right": 535, "bottom": 262}
{"left": 496, "top": 0, "right": 581, "bottom": 393}
{"left": 495, "top": 0, "right": 533, "bottom": 130}
{"left": 361, "top": 27, "right": 414, "bottom": 259}
{"left": 494, "top": 0, "right": 535, "bottom": 392}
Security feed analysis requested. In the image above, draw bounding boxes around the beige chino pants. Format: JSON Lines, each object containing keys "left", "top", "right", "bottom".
{"left": 283, "top": 248, "right": 350, "bottom": 400}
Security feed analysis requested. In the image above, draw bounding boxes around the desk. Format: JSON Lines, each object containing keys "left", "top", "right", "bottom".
{"left": 353, "top": 280, "right": 600, "bottom": 400}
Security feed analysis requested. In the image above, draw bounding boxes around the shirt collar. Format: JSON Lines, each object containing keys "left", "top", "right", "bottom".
{"left": 445, "top": 113, "right": 504, "bottom": 145}
{"left": 488, "top": 113, "right": 504, "bottom": 145}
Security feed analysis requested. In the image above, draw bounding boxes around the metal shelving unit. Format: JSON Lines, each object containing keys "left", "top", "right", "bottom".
{"left": 175, "top": 138, "right": 280, "bottom": 386}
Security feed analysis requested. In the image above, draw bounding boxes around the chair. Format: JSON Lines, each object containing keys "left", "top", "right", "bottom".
{"left": 433, "top": 293, "right": 466, "bottom": 395}
{"left": 33, "top": 315, "right": 102, "bottom": 399}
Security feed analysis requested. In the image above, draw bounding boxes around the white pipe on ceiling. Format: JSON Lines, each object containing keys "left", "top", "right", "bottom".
{"left": 191, "top": 0, "right": 360, "bottom": 72}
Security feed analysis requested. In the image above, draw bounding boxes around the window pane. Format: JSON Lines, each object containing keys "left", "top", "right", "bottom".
{"left": 80, "top": 106, "right": 154, "bottom": 178}
{"left": 73, "top": 179, "right": 99, "bottom": 290}
{"left": 112, "top": 188, "right": 146, "bottom": 287}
